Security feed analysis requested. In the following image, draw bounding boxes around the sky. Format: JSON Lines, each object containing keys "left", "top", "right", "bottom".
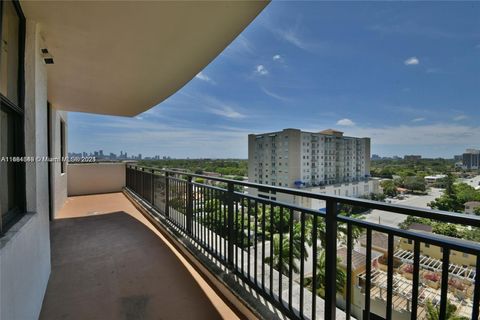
{"left": 69, "top": 1, "right": 480, "bottom": 159}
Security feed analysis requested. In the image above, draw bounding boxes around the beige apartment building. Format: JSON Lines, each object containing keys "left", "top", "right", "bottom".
{"left": 248, "top": 128, "right": 370, "bottom": 188}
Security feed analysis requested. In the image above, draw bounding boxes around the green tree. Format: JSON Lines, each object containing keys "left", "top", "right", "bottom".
{"left": 194, "top": 177, "right": 205, "bottom": 183}
{"left": 474, "top": 207, "right": 480, "bottom": 216}
{"left": 304, "top": 249, "right": 346, "bottom": 298}
{"left": 425, "top": 300, "right": 468, "bottom": 320}
{"left": 429, "top": 181, "right": 480, "bottom": 213}
{"left": 266, "top": 232, "right": 306, "bottom": 275}
{"left": 381, "top": 180, "right": 397, "bottom": 197}
{"left": 403, "top": 176, "right": 426, "bottom": 192}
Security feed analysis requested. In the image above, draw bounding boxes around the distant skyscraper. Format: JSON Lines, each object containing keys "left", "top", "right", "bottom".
{"left": 463, "top": 149, "right": 480, "bottom": 169}
{"left": 404, "top": 155, "right": 422, "bottom": 161}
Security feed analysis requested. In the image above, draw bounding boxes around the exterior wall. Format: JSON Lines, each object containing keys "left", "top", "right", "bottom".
{"left": 399, "top": 239, "right": 476, "bottom": 267}
{"left": 248, "top": 128, "right": 370, "bottom": 188}
{"left": 462, "top": 150, "right": 480, "bottom": 170}
{"left": 465, "top": 202, "right": 480, "bottom": 214}
{"left": 67, "top": 163, "right": 126, "bottom": 196}
{"left": 298, "top": 180, "right": 380, "bottom": 210}
{"left": 249, "top": 179, "right": 380, "bottom": 209}
{"left": 0, "top": 21, "right": 51, "bottom": 320}
{"left": 49, "top": 109, "right": 68, "bottom": 218}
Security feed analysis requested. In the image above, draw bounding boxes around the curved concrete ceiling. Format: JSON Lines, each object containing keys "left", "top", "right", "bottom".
{"left": 21, "top": 1, "right": 268, "bottom": 116}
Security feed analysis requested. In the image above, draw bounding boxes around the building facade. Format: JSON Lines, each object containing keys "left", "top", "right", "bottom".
{"left": 404, "top": 155, "right": 421, "bottom": 161}
{"left": 248, "top": 128, "right": 371, "bottom": 188}
{"left": 462, "top": 149, "right": 480, "bottom": 170}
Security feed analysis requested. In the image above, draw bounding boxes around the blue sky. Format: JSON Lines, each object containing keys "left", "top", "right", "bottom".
{"left": 69, "top": 1, "right": 480, "bottom": 159}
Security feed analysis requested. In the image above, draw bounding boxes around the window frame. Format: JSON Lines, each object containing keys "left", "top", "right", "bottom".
{"left": 0, "top": 0, "right": 26, "bottom": 236}
{"left": 60, "top": 119, "right": 66, "bottom": 174}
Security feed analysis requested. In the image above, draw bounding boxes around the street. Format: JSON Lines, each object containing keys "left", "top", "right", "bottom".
{"left": 364, "top": 188, "right": 444, "bottom": 228}
{"left": 459, "top": 174, "right": 480, "bottom": 189}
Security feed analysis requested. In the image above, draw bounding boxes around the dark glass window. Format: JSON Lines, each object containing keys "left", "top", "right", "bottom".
{"left": 0, "top": 0, "right": 19, "bottom": 104}
{"left": 0, "top": 0, "right": 25, "bottom": 235}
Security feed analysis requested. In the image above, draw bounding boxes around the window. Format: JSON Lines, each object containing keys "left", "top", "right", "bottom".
{"left": 0, "top": 0, "right": 25, "bottom": 235}
{"left": 0, "top": 0, "right": 20, "bottom": 104}
{"left": 60, "top": 119, "right": 66, "bottom": 173}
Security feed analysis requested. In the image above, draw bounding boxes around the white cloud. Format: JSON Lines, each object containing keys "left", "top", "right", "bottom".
{"left": 261, "top": 87, "right": 289, "bottom": 101}
{"left": 404, "top": 57, "right": 419, "bottom": 65}
{"left": 347, "top": 124, "right": 480, "bottom": 146}
{"left": 272, "top": 54, "right": 282, "bottom": 61}
{"left": 453, "top": 114, "right": 468, "bottom": 121}
{"left": 336, "top": 118, "right": 355, "bottom": 126}
{"left": 255, "top": 65, "right": 269, "bottom": 76}
{"left": 412, "top": 117, "right": 425, "bottom": 122}
{"left": 195, "top": 72, "right": 214, "bottom": 83}
{"left": 207, "top": 105, "right": 246, "bottom": 119}
{"left": 280, "top": 29, "right": 308, "bottom": 50}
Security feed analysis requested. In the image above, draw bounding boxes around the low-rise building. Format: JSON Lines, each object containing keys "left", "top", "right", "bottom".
{"left": 424, "top": 174, "right": 447, "bottom": 186}
{"left": 464, "top": 201, "right": 480, "bottom": 214}
{"left": 248, "top": 178, "right": 380, "bottom": 209}
{"left": 398, "top": 225, "right": 477, "bottom": 267}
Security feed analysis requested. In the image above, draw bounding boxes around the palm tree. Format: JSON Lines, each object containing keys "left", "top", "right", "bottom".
{"left": 303, "top": 249, "right": 346, "bottom": 298}
{"left": 316, "top": 212, "right": 364, "bottom": 248}
{"left": 266, "top": 233, "right": 304, "bottom": 275}
{"left": 425, "top": 300, "right": 468, "bottom": 320}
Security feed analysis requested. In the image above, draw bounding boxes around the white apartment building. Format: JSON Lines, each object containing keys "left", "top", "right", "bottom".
{"left": 248, "top": 128, "right": 371, "bottom": 188}
{"left": 463, "top": 148, "right": 480, "bottom": 170}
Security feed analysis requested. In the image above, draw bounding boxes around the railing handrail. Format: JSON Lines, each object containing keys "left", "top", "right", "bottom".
{"left": 125, "top": 163, "right": 480, "bottom": 320}
{"left": 128, "top": 164, "right": 480, "bottom": 228}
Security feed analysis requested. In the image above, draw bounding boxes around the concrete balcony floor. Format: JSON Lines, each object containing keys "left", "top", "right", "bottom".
{"left": 40, "top": 192, "right": 241, "bottom": 320}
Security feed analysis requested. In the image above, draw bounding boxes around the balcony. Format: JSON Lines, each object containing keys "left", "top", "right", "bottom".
{"left": 122, "top": 164, "right": 480, "bottom": 320}
{"left": 37, "top": 163, "right": 480, "bottom": 320}
{"left": 39, "top": 192, "right": 244, "bottom": 320}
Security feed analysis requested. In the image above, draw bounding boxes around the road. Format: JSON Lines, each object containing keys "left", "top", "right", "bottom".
{"left": 364, "top": 188, "right": 444, "bottom": 228}
{"left": 459, "top": 174, "right": 480, "bottom": 189}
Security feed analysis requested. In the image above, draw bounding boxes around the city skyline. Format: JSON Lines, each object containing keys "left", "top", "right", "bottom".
{"left": 69, "top": 1, "right": 480, "bottom": 158}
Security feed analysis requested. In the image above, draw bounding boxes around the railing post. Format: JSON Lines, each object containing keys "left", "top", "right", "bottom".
{"left": 151, "top": 169, "right": 155, "bottom": 206}
{"left": 324, "top": 199, "right": 338, "bottom": 319}
{"left": 186, "top": 176, "right": 193, "bottom": 234}
{"left": 140, "top": 167, "right": 144, "bottom": 198}
{"left": 227, "top": 181, "right": 235, "bottom": 267}
{"left": 165, "top": 171, "right": 170, "bottom": 218}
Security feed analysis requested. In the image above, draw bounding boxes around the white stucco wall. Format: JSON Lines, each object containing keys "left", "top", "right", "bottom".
{"left": 249, "top": 179, "right": 381, "bottom": 211}
{"left": 0, "top": 21, "right": 51, "bottom": 320}
{"left": 50, "top": 109, "right": 68, "bottom": 218}
{"left": 67, "top": 162, "right": 126, "bottom": 196}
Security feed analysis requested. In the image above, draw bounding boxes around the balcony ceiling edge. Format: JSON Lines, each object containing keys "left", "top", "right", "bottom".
{"left": 21, "top": 0, "right": 269, "bottom": 117}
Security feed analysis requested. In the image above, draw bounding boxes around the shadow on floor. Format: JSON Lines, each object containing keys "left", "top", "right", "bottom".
{"left": 40, "top": 212, "right": 223, "bottom": 320}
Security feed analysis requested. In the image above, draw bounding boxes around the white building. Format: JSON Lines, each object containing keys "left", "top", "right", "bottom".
{"left": 424, "top": 174, "right": 447, "bottom": 186}
{"left": 248, "top": 128, "right": 371, "bottom": 188}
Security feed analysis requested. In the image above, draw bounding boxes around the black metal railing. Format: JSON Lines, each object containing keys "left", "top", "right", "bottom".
{"left": 126, "top": 164, "right": 480, "bottom": 320}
